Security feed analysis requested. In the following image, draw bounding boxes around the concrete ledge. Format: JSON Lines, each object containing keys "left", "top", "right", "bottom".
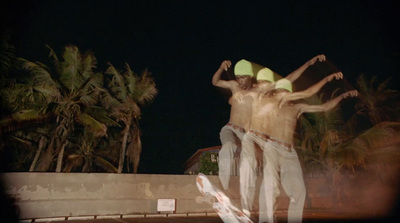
{"left": 3, "top": 173, "right": 220, "bottom": 219}
{"left": 145, "top": 213, "right": 167, "bottom": 218}
{"left": 96, "top": 215, "right": 121, "bottom": 219}
{"left": 122, "top": 214, "right": 145, "bottom": 218}
{"left": 187, "top": 212, "right": 207, "bottom": 217}
{"left": 34, "top": 217, "right": 66, "bottom": 222}
{"left": 168, "top": 213, "right": 188, "bottom": 217}
{"left": 67, "top": 216, "right": 95, "bottom": 220}
{"left": 2, "top": 172, "right": 398, "bottom": 221}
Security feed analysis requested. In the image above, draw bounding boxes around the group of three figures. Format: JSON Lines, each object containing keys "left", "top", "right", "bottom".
{"left": 196, "top": 54, "right": 358, "bottom": 223}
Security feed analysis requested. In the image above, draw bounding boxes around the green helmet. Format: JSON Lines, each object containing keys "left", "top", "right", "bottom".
{"left": 256, "top": 67, "right": 275, "bottom": 82}
{"left": 275, "top": 78, "right": 292, "bottom": 92}
{"left": 234, "top": 59, "right": 264, "bottom": 77}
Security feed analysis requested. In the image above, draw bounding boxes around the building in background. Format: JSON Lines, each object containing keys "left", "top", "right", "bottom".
{"left": 184, "top": 146, "right": 222, "bottom": 175}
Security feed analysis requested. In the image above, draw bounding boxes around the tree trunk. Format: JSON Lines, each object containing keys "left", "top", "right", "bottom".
{"left": 55, "top": 141, "right": 68, "bottom": 172}
{"left": 118, "top": 125, "right": 130, "bottom": 173}
{"left": 29, "top": 136, "right": 46, "bottom": 171}
{"left": 132, "top": 126, "right": 142, "bottom": 174}
{"left": 37, "top": 137, "right": 55, "bottom": 171}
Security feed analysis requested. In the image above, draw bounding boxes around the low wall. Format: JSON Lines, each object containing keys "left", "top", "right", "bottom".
{"left": 2, "top": 172, "right": 399, "bottom": 220}
{"left": 2, "top": 173, "right": 241, "bottom": 220}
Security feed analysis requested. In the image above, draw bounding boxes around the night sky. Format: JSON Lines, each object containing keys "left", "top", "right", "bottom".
{"left": 2, "top": 0, "right": 399, "bottom": 174}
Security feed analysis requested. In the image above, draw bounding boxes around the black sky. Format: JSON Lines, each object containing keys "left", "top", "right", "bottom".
{"left": 2, "top": 0, "right": 399, "bottom": 174}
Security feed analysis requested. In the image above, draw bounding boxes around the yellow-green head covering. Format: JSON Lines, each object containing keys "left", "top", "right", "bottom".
{"left": 256, "top": 67, "right": 275, "bottom": 82}
{"left": 234, "top": 59, "right": 264, "bottom": 77}
{"left": 275, "top": 78, "right": 292, "bottom": 92}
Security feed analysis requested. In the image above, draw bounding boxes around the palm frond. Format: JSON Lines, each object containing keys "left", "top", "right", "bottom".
{"left": 64, "top": 153, "right": 84, "bottom": 172}
{"left": 77, "top": 113, "right": 107, "bottom": 137}
{"left": 80, "top": 51, "right": 97, "bottom": 80}
{"left": 0, "top": 36, "right": 16, "bottom": 78}
{"left": 10, "top": 135, "right": 33, "bottom": 146}
{"left": 79, "top": 92, "right": 99, "bottom": 106}
{"left": 100, "top": 89, "right": 122, "bottom": 109}
{"left": 60, "top": 45, "right": 82, "bottom": 92}
{"left": 77, "top": 73, "right": 104, "bottom": 106}
{"left": 94, "top": 156, "right": 118, "bottom": 173}
{"left": 355, "top": 121, "right": 399, "bottom": 150}
{"left": 124, "top": 63, "right": 137, "bottom": 95}
{"left": 298, "top": 116, "right": 318, "bottom": 151}
{"left": 376, "top": 77, "right": 391, "bottom": 93}
{"left": 132, "top": 69, "right": 158, "bottom": 105}
{"left": 20, "top": 58, "right": 59, "bottom": 89}
{"left": 331, "top": 142, "right": 367, "bottom": 170}
{"left": 356, "top": 74, "right": 368, "bottom": 93}
{"left": 85, "top": 106, "right": 121, "bottom": 127}
{"left": 11, "top": 109, "right": 45, "bottom": 122}
{"left": 33, "top": 85, "right": 61, "bottom": 102}
{"left": 366, "top": 145, "right": 400, "bottom": 168}
{"left": 105, "top": 63, "right": 127, "bottom": 100}
{"left": 333, "top": 121, "right": 400, "bottom": 170}
{"left": 45, "top": 44, "right": 60, "bottom": 71}
{"left": 297, "top": 148, "right": 326, "bottom": 175}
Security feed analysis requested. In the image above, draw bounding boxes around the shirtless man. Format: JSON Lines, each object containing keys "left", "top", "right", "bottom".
{"left": 212, "top": 59, "right": 263, "bottom": 190}
{"left": 243, "top": 78, "right": 358, "bottom": 223}
{"left": 214, "top": 55, "right": 326, "bottom": 190}
{"left": 238, "top": 55, "right": 328, "bottom": 216}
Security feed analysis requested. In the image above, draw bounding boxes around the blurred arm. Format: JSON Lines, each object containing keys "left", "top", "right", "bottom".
{"left": 285, "top": 54, "right": 326, "bottom": 83}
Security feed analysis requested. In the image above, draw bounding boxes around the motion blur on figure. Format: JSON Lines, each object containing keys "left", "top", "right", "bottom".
{"left": 211, "top": 59, "right": 264, "bottom": 191}
{"left": 212, "top": 54, "right": 400, "bottom": 222}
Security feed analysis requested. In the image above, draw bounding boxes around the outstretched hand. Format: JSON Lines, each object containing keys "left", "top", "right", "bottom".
{"left": 326, "top": 72, "right": 343, "bottom": 82}
{"left": 308, "top": 54, "right": 326, "bottom": 66}
{"left": 342, "top": 90, "right": 358, "bottom": 99}
{"left": 220, "top": 60, "right": 232, "bottom": 71}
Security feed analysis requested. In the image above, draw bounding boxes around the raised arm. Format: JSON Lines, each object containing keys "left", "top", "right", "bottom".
{"left": 212, "top": 60, "right": 235, "bottom": 89}
{"left": 279, "top": 72, "right": 343, "bottom": 107}
{"left": 297, "top": 90, "right": 358, "bottom": 118}
{"left": 285, "top": 54, "right": 326, "bottom": 83}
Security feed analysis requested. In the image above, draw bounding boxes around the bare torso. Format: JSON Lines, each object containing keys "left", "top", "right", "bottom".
{"left": 250, "top": 91, "right": 301, "bottom": 145}
{"left": 268, "top": 101, "right": 299, "bottom": 145}
{"left": 229, "top": 88, "right": 256, "bottom": 132}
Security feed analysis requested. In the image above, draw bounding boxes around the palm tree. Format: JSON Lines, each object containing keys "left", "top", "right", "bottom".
{"left": 0, "top": 35, "right": 17, "bottom": 88}
{"left": 0, "top": 39, "right": 54, "bottom": 171}
{"left": 2, "top": 44, "right": 157, "bottom": 173}
{"left": 18, "top": 45, "right": 108, "bottom": 172}
{"left": 352, "top": 74, "right": 399, "bottom": 127}
{"left": 297, "top": 76, "right": 400, "bottom": 206}
{"left": 29, "top": 129, "right": 48, "bottom": 171}
{"left": 337, "top": 122, "right": 400, "bottom": 168}
{"left": 296, "top": 92, "right": 346, "bottom": 174}
{"left": 63, "top": 130, "right": 118, "bottom": 173}
{"left": 102, "top": 63, "right": 157, "bottom": 173}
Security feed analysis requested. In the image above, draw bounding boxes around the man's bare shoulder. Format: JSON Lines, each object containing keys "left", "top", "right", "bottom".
{"left": 226, "top": 80, "right": 241, "bottom": 92}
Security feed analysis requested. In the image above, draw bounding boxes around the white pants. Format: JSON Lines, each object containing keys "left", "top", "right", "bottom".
{"left": 218, "top": 123, "right": 245, "bottom": 190}
{"left": 239, "top": 132, "right": 259, "bottom": 214}
{"left": 240, "top": 131, "right": 306, "bottom": 223}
